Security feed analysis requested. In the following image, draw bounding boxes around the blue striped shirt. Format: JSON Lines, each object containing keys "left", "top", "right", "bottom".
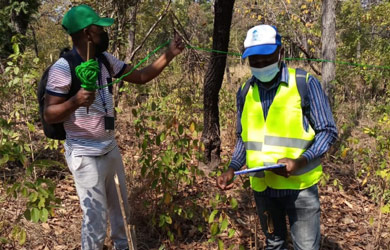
{"left": 229, "top": 63, "right": 338, "bottom": 197}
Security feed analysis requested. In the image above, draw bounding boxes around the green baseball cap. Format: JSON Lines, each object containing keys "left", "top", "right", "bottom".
{"left": 62, "top": 5, "right": 114, "bottom": 35}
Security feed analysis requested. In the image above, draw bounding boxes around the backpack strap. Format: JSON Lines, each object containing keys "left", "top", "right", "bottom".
{"left": 295, "top": 68, "right": 311, "bottom": 120}
{"left": 97, "top": 53, "right": 113, "bottom": 77}
{"left": 239, "top": 77, "right": 254, "bottom": 111}
{"left": 60, "top": 51, "right": 113, "bottom": 97}
{"left": 241, "top": 78, "right": 252, "bottom": 101}
{"left": 61, "top": 50, "right": 83, "bottom": 98}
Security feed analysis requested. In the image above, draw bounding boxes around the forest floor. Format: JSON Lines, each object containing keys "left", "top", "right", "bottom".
{"left": 1, "top": 114, "right": 389, "bottom": 250}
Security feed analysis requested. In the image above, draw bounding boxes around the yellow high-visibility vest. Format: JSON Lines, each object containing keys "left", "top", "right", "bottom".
{"left": 241, "top": 68, "right": 322, "bottom": 192}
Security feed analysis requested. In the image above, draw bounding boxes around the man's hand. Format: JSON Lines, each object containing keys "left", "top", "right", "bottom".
{"left": 216, "top": 167, "right": 235, "bottom": 190}
{"left": 271, "top": 156, "right": 308, "bottom": 178}
{"left": 167, "top": 33, "right": 185, "bottom": 57}
{"left": 73, "top": 88, "right": 96, "bottom": 107}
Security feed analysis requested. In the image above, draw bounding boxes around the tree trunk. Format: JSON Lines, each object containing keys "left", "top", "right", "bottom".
{"left": 112, "top": 0, "right": 140, "bottom": 114}
{"left": 201, "top": 0, "right": 235, "bottom": 168}
{"left": 321, "top": 0, "right": 336, "bottom": 105}
{"left": 125, "top": 2, "right": 139, "bottom": 63}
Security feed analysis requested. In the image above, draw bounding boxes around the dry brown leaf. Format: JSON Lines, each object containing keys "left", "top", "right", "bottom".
{"left": 344, "top": 200, "right": 353, "bottom": 209}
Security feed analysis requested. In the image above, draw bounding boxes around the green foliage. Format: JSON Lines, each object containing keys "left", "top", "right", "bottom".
{"left": 206, "top": 193, "right": 237, "bottom": 248}
{"left": 337, "top": 0, "right": 390, "bottom": 96}
{"left": 363, "top": 113, "right": 390, "bottom": 205}
{"left": 7, "top": 177, "right": 60, "bottom": 223}
{"left": 133, "top": 99, "right": 205, "bottom": 240}
{"left": 0, "top": 37, "right": 63, "bottom": 247}
{"left": 0, "top": 0, "right": 40, "bottom": 59}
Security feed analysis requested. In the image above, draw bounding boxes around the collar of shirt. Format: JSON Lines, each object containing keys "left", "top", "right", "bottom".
{"left": 250, "top": 62, "right": 289, "bottom": 90}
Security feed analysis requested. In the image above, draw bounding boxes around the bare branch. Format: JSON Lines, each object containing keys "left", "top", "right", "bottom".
{"left": 284, "top": 36, "right": 321, "bottom": 75}
{"left": 128, "top": 0, "right": 172, "bottom": 62}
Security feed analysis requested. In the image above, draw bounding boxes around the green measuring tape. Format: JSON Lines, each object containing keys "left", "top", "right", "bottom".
{"left": 75, "top": 40, "right": 390, "bottom": 91}
{"left": 75, "top": 41, "right": 170, "bottom": 91}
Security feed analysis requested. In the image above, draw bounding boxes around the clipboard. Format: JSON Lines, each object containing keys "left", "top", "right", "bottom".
{"left": 234, "top": 164, "right": 286, "bottom": 175}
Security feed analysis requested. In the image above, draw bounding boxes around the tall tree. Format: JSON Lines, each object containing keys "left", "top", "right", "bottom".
{"left": 321, "top": 0, "right": 336, "bottom": 103}
{"left": 201, "top": 0, "right": 235, "bottom": 168}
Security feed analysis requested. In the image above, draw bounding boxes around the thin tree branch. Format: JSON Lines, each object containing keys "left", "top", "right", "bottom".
{"left": 128, "top": 0, "right": 172, "bottom": 62}
{"left": 284, "top": 36, "right": 321, "bottom": 75}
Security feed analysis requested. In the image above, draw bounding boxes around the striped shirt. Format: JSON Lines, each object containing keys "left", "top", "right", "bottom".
{"left": 229, "top": 63, "right": 338, "bottom": 197}
{"left": 46, "top": 50, "right": 127, "bottom": 157}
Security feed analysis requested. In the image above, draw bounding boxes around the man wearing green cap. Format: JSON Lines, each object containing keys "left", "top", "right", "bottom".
{"left": 44, "top": 4, "right": 184, "bottom": 250}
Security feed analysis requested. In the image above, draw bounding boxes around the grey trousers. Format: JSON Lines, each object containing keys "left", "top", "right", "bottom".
{"left": 65, "top": 146, "right": 130, "bottom": 250}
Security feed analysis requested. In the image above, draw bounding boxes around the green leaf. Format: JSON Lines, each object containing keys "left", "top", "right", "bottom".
{"left": 158, "top": 214, "right": 165, "bottom": 227}
{"left": 132, "top": 109, "right": 137, "bottom": 117}
{"left": 40, "top": 208, "right": 49, "bottom": 222}
{"left": 220, "top": 218, "right": 228, "bottom": 231}
{"left": 160, "top": 133, "right": 166, "bottom": 141}
{"left": 369, "top": 217, "right": 374, "bottom": 225}
{"left": 21, "top": 187, "right": 28, "bottom": 197}
{"left": 208, "top": 237, "right": 216, "bottom": 243}
{"left": 29, "top": 192, "right": 38, "bottom": 203}
{"left": 23, "top": 209, "right": 31, "bottom": 220}
{"left": 228, "top": 228, "right": 236, "bottom": 238}
{"left": 218, "top": 239, "right": 224, "bottom": 250}
{"left": 208, "top": 209, "right": 218, "bottom": 223}
{"left": 167, "top": 230, "right": 174, "bottom": 242}
{"left": 156, "top": 134, "right": 161, "bottom": 146}
{"left": 13, "top": 44, "right": 20, "bottom": 55}
{"left": 141, "top": 166, "right": 147, "bottom": 176}
{"left": 178, "top": 124, "right": 184, "bottom": 135}
{"left": 175, "top": 154, "right": 183, "bottom": 166}
{"left": 38, "top": 196, "right": 46, "bottom": 209}
{"left": 114, "top": 107, "right": 122, "bottom": 114}
{"left": 230, "top": 197, "right": 238, "bottom": 210}
{"left": 381, "top": 204, "right": 390, "bottom": 214}
{"left": 165, "top": 215, "right": 172, "bottom": 224}
{"left": 0, "top": 154, "right": 9, "bottom": 165}
{"left": 24, "top": 143, "right": 31, "bottom": 153}
{"left": 151, "top": 179, "right": 158, "bottom": 189}
{"left": 0, "top": 237, "right": 8, "bottom": 243}
{"left": 14, "top": 66, "right": 20, "bottom": 75}
{"left": 38, "top": 187, "right": 49, "bottom": 198}
{"left": 31, "top": 208, "right": 40, "bottom": 223}
{"left": 210, "top": 222, "right": 219, "bottom": 236}
{"left": 18, "top": 229, "right": 26, "bottom": 245}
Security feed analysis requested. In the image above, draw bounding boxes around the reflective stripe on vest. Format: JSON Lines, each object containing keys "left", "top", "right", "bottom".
{"left": 241, "top": 68, "right": 322, "bottom": 192}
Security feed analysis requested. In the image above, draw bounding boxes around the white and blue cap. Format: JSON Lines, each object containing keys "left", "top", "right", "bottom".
{"left": 242, "top": 25, "right": 282, "bottom": 59}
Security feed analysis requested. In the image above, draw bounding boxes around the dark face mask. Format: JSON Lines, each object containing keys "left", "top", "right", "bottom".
{"left": 95, "top": 31, "right": 109, "bottom": 55}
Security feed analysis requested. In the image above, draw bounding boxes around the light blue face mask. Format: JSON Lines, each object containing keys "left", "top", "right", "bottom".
{"left": 250, "top": 61, "right": 280, "bottom": 82}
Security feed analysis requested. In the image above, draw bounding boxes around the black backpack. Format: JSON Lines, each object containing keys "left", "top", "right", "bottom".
{"left": 37, "top": 49, "right": 112, "bottom": 140}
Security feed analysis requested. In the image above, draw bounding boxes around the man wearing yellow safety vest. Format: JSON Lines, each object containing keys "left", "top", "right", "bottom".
{"left": 217, "top": 25, "right": 338, "bottom": 249}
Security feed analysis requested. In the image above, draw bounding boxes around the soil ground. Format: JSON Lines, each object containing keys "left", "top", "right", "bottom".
{"left": 1, "top": 112, "right": 389, "bottom": 250}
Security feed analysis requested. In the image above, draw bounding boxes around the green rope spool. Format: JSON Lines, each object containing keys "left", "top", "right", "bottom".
{"left": 75, "top": 59, "right": 100, "bottom": 91}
